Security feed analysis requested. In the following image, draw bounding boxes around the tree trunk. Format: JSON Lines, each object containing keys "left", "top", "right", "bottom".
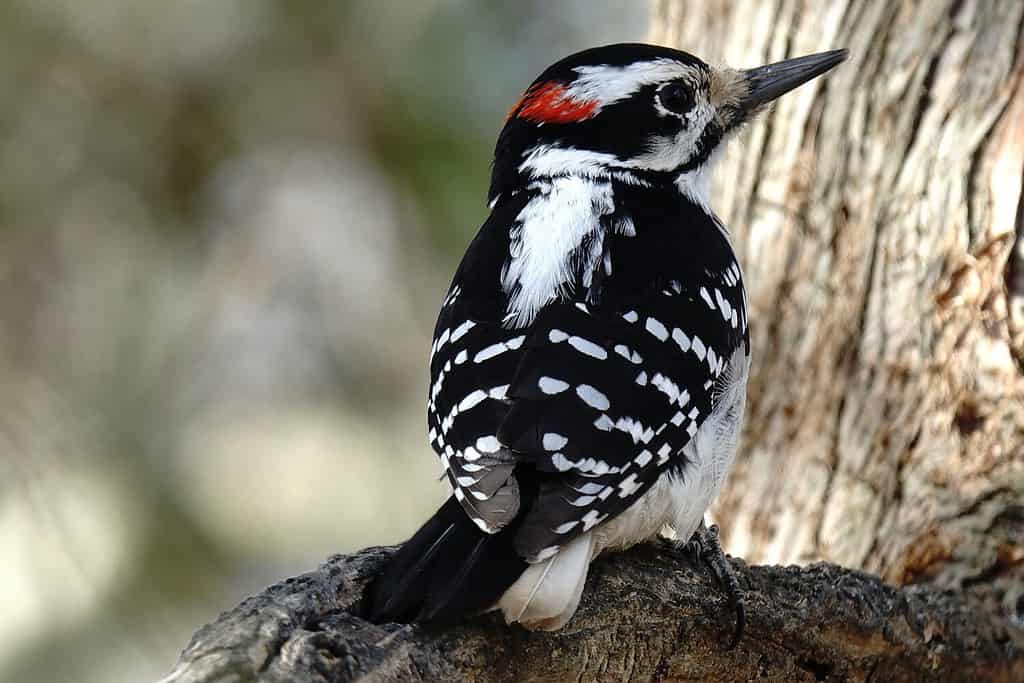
{"left": 650, "top": 0, "right": 1024, "bottom": 621}
{"left": 162, "top": 545, "right": 1024, "bottom": 682}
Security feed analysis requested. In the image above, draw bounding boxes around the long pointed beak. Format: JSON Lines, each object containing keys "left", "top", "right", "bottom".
{"left": 738, "top": 49, "right": 848, "bottom": 111}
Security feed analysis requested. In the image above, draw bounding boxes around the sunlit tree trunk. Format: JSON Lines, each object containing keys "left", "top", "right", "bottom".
{"left": 651, "top": 0, "right": 1024, "bottom": 620}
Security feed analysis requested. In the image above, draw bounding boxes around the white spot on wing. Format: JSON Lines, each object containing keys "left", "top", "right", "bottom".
{"left": 450, "top": 320, "right": 475, "bottom": 342}
{"left": 672, "top": 328, "right": 691, "bottom": 352}
{"left": 549, "top": 329, "right": 569, "bottom": 343}
{"left": 476, "top": 435, "right": 502, "bottom": 453}
{"left": 715, "top": 289, "right": 732, "bottom": 321}
{"left": 474, "top": 342, "right": 509, "bottom": 363}
{"left": 691, "top": 335, "right": 707, "bottom": 361}
{"left": 551, "top": 453, "right": 574, "bottom": 471}
{"left": 538, "top": 377, "right": 569, "bottom": 394}
{"left": 568, "top": 335, "right": 607, "bottom": 359}
{"left": 652, "top": 373, "right": 681, "bottom": 402}
{"left": 458, "top": 390, "right": 488, "bottom": 412}
{"left": 617, "top": 473, "right": 642, "bottom": 498}
{"left": 543, "top": 433, "right": 569, "bottom": 451}
{"left": 645, "top": 317, "right": 669, "bottom": 341}
{"left": 576, "top": 384, "right": 610, "bottom": 410}
{"left": 699, "top": 286, "right": 715, "bottom": 310}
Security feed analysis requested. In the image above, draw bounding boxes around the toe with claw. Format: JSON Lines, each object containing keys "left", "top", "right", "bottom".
{"left": 685, "top": 520, "right": 745, "bottom": 649}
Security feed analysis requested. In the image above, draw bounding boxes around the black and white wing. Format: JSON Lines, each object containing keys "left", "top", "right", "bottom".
{"left": 427, "top": 198, "right": 749, "bottom": 562}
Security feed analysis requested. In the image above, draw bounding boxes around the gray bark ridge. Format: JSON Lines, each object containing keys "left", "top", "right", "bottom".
{"left": 650, "top": 0, "right": 1024, "bottom": 625}
{"left": 162, "top": 544, "right": 1024, "bottom": 682}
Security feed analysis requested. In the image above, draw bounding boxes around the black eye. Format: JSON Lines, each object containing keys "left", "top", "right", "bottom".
{"left": 657, "top": 82, "right": 694, "bottom": 114}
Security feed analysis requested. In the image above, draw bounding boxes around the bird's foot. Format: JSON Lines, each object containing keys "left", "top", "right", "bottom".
{"left": 683, "top": 521, "right": 745, "bottom": 649}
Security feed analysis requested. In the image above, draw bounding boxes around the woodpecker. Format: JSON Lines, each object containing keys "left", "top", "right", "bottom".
{"left": 364, "top": 43, "right": 846, "bottom": 638}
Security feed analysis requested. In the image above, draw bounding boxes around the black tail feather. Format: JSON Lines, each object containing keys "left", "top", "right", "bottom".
{"left": 419, "top": 533, "right": 487, "bottom": 620}
{"left": 363, "top": 496, "right": 528, "bottom": 624}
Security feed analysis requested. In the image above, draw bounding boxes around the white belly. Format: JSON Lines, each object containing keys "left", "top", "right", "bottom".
{"left": 596, "top": 345, "right": 750, "bottom": 552}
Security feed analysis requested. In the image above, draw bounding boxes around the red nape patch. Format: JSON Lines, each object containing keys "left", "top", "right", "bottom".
{"left": 508, "top": 81, "right": 599, "bottom": 124}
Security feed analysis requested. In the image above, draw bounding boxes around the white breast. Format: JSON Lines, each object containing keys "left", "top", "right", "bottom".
{"left": 668, "top": 344, "right": 750, "bottom": 542}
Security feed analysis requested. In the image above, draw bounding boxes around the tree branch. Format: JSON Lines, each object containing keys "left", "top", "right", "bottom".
{"left": 161, "top": 543, "right": 1023, "bottom": 682}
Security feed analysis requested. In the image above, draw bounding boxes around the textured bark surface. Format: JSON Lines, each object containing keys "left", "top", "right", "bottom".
{"left": 651, "top": 0, "right": 1024, "bottom": 621}
{"left": 162, "top": 544, "right": 1023, "bottom": 682}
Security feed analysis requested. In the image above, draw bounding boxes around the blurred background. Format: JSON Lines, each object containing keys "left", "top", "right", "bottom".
{"left": 0, "top": 2, "right": 647, "bottom": 681}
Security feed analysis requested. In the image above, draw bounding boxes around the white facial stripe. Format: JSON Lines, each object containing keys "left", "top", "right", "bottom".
{"left": 568, "top": 59, "right": 699, "bottom": 108}
{"left": 520, "top": 116, "right": 714, "bottom": 178}
{"left": 519, "top": 145, "right": 652, "bottom": 185}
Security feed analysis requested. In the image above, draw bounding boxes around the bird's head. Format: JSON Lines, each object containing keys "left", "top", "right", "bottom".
{"left": 490, "top": 43, "right": 847, "bottom": 202}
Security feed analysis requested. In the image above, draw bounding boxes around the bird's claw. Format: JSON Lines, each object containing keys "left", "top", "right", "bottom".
{"left": 685, "top": 521, "right": 745, "bottom": 649}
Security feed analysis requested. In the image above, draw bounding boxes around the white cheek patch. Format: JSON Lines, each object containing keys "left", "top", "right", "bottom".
{"left": 631, "top": 97, "right": 716, "bottom": 172}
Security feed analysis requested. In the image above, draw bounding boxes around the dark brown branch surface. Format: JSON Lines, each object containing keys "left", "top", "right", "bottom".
{"left": 162, "top": 544, "right": 1023, "bottom": 682}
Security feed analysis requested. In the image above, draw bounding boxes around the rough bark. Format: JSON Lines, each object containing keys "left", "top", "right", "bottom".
{"left": 650, "top": 0, "right": 1024, "bottom": 621}
{"left": 162, "top": 544, "right": 1022, "bottom": 682}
